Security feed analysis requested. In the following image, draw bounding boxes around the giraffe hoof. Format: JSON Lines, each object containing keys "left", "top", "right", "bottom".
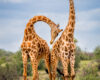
{"left": 64, "top": 77, "right": 69, "bottom": 80}
{"left": 71, "top": 74, "right": 75, "bottom": 78}
{"left": 64, "top": 75, "right": 70, "bottom": 80}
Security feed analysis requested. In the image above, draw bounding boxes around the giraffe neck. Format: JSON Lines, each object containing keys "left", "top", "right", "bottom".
{"left": 63, "top": 0, "right": 75, "bottom": 38}
{"left": 24, "top": 15, "right": 57, "bottom": 35}
{"left": 28, "top": 15, "right": 56, "bottom": 29}
{"left": 23, "top": 16, "right": 57, "bottom": 41}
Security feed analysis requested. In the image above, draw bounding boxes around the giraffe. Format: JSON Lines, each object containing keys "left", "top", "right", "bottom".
{"left": 21, "top": 15, "right": 63, "bottom": 80}
{"left": 50, "top": 0, "right": 76, "bottom": 80}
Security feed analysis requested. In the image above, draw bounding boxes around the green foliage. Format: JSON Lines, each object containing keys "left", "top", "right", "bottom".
{"left": 38, "top": 60, "right": 45, "bottom": 70}
{"left": 75, "top": 46, "right": 81, "bottom": 69}
{"left": 0, "top": 56, "right": 6, "bottom": 65}
{"left": 74, "top": 38, "right": 78, "bottom": 43}
{"left": 75, "top": 61, "right": 100, "bottom": 80}
{"left": 0, "top": 49, "right": 13, "bottom": 58}
{"left": 94, "top": 46, "right": 100, "bottom": 59}
{"left": 0, "top": 63, "right": 19, "bottom": 80}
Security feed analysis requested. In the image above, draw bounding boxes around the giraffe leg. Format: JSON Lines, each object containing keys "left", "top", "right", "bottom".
{"left": 29, "top": 53, "right": 39, "bottom": 80}
{"left": 70, "top": 53, "right": 75, "bottom": 80}
{"left": 22, "top": 51, "right": 28, "bottom": 80}
{"left": 61, "top": 58, "right": 69, "bottom": 80}
{"left": 45, "top": 53, "right": 52, "bottom": 80}
{"left": 51, "top": 54, "right": 58, "bottom": 80}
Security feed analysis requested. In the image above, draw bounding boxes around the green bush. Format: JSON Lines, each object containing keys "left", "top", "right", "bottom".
{"left": 94, "top": 46, "right": 100, "bottom": 59}
{"left": 38, "top": 60, "right": 45, "bottom": 70}
{"left": 75, "top": 61, "right": 100, "bottom": 80}
{"left": 75, "top": 46, "right": 81, "bottom": 69}
{"left": 0, "top": 63, "right": 19, "bottom": 80}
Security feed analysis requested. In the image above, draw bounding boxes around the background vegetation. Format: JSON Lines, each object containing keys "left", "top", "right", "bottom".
{"left": 0, "top": 45, "right": 100, "bottom": 80}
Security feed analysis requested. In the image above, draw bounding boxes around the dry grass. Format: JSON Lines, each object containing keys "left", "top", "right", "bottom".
{"left": 19, "top": 70, "right": 49, "bottom": 80}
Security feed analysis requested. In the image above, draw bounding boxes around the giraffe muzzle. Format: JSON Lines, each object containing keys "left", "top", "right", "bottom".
{"left": 50, "top": 40, "right": 53, "bottom": 44}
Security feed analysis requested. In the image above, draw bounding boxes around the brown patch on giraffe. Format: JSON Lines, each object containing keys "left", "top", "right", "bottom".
{"left": 27, "top": 42, "right": 31, "bottom": 47}
{"left": 70, "top": 6, "right": 73, "bottom": 10}
{"left": 69, "top": 39, "right": 72, "bottom": 42}
{"left": 70, "top": 49, "right": 74, "bottom": 53}
{"left": 47, "top": 19, "right": 51, "bottom": 23}
{"left": 71, "top": 10, "right": 74, "bottom": 14}
{"left": 37, "top": 43, "right": 40, "bottom": 48}
{"left": 68, "top": 33, "right": 73, "bottom": 38}
{"left": 62, "top": 42, "right": 64, "bottom": 45}
{"left": 28, "top": 28, "right": 32, "bottom": 34}
{"left": 66, "top": 43, "right": 70, "bottom": 47}
{"left": 43, "top": 17, "right": 47, "bottom": 22}
{"left": 62, "top": 34, "right": 66, "bottom": 40}
{"left": 38, "top": 16, "right": 42, "bottom": 20}
{"left": 24, "top": 29, "right": 28, "bottom": 34}
{"left": 57, "top": 48, "right": 60, "bottom": 53}
{"left": 71, "top": 15, "right": 75, "bottom": 20}
{"left": 32, "top": 40, "right": 36, "bottom": 44}
{"left": 65, "top": 52, "right": 68, "bottom": 55}
{"left": 21, "top": 44, "right": 23, "bottom": 48}
{"left": 66, "top": 36, "right": 68, "bottom": 41}
{"left": 68, "top": 28, "right": 73, "bottom": 32}
{"left": 39, "top": 47, "right": 44, "bottom": 53}
{"left": 65, "top": 47, "right": 68, "bottom": 52}
{"left": 28, "top": 35, "right": 32, "bottom": 41}
{"left": 32, "top": 35, "right": 35, "bottom": 39}
{"left": 32, "top": 17, "right": 37, "bottom": 24}
{"left": 24, "top": 36, "right": 28, "bottom": 41}
{"left": 22, "top": 48, "right": 26, "bottom": 52}
{"left": 26, "top": 23, "right": 30, "bottom": 27}
{"left": 23, "top": 42, "right": 27, "bottom": 48}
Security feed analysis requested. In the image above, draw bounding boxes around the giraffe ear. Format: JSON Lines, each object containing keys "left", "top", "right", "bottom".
{"left": 57, "top": 24, "right": 60, "bottom": 28}
{"left": 58, "top": 29, "right": 63, "bottom": 32}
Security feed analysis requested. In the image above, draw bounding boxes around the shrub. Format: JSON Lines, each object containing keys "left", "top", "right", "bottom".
{"left": 0, "top": 63, "right": 19, "bottom": 80}
{"left": 75, "top": 61, "right": 100, "bottom": 80}
{"left": 94, "top": 46, "right": 100, "bottom": 59}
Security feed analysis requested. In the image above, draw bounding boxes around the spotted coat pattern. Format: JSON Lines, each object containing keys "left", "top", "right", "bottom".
{"left": 51, "top": 0, "right": 76, "bottom": 80}
{"left": 21, "top": 15, "right": 62, "bottom": 80}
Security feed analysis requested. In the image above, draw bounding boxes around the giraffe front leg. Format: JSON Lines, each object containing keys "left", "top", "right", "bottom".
{"left": 45, "top": 53, "right": 52, "bottom": 80}
{"left": 61, "top": 58, "right": 69, "bottom": 80}
{"left": 70, "top": 53, "right": 75, "bottom": 80}
{"left": 22, "top": 52, "right": 28, "bottom": 80}
{"left": 51, "top": 54, "right": 58, "bottom": 80}
{"left": 52, "top": 61, "right": 58, "bottom": 80}
{"left": 29, "top": 53, "right": 39, "bottom": 80}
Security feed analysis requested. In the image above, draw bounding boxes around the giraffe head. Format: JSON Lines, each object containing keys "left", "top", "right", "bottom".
{"left": 50, "top": 24, "right": 63, "bottom": 44}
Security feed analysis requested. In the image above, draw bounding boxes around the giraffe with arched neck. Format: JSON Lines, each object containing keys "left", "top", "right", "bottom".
{"left": 21, "top": 15, "right": 63, "bottom": 80}
{"left": 50, "top": 0, "right": 76, "bottom": 80}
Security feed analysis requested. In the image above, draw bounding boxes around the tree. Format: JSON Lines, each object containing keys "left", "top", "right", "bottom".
{"left": 94, "top": 46, "right": 100, "bottom": 59}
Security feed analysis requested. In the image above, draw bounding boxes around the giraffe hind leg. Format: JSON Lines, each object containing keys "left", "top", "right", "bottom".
{"left": 29, "top": 52, "right": 39, "bottom": 80}
{"left": 45, "top": 54, "right": 52, "bottom": 80}
{"left": 51, "top": 54, "right": 58, "bottom": 80}
{"left": 61, "top": 57, "right": 69, "bottom": 80}
{"left": 70, "top": 53, "right": 75, "bottom": 80}
{"left": 22, "top": 51, "right": 28, "bottom": 80}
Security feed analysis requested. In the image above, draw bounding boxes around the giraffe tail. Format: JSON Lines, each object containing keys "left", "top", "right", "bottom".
{"left": 57, "top": 68, "right": 64, "bottom": 76}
